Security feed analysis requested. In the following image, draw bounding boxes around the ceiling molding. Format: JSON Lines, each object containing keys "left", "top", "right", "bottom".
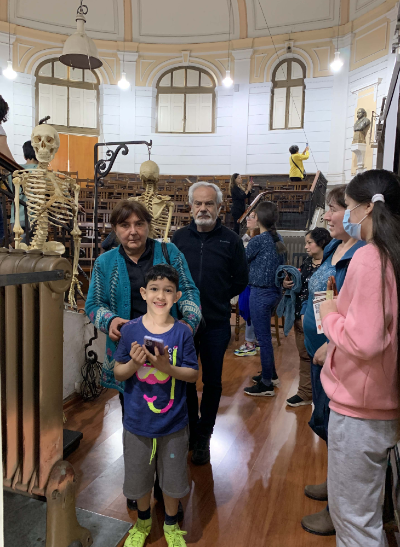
{"left": 131, "top": 0, "right": 241, "bottom": 44}
{"left": 10, "top": 0, "right": 124, "bottom": 40}
{"left": 349, "top": 0, "right": 386, "bottom": 21}
{"left": 247, "top": 0, "right": 341, "bottom": 38}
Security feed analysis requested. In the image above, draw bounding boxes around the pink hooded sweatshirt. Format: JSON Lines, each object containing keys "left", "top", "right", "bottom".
{"left": 321, "top": 244, "right": 399, "bottom": 421}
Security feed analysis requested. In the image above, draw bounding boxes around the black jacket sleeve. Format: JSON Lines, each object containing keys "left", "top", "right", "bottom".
{"left": 229, "top": 238, "right": 249, "bottom": 299}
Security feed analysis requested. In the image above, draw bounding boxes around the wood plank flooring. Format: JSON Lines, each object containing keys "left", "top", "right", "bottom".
{"left": 64, "top": 324, "right": 349, "bottom": 546}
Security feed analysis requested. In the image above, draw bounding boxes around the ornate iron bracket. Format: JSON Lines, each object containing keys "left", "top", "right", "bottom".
{"left": 93, "top": 140, "right": 152, "bottom": 259}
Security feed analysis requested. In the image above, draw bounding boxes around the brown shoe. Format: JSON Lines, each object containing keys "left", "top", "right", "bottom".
{"left": 304, "top": 480, "right": 328, "bottom": 501}
{"left": 301, "top": 507, "right": 336, "bottom": 536}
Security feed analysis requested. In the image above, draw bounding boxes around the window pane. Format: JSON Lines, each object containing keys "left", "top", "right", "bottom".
{"left": 275, "top": 63, "right": 287, "bottom": 81}
{"left": 291, "top": 62, "right": 303, "bottom": 80}
{"left": 54, "top": 61, "right": 67, "bottom": 80}
{"left": 172, "top": 69, "right": 185, "bottom": 87}
{"left": 171, "top": 94, "right": 184, "bottom": 132}
{"left": 186, "top": 94, "right": 198, "bottom": 132}
{"left": 159, "top": 73, "right": 171, "bottom": 87}
{"left": 70, "top": 67, "right": 83, "bottom": 82}
{"left": 52, "top": 85, "right": 68, "bottom": 126}
{"left": 272, "top": 87, "right": 286, "bottom": 129}
{"left": 39, "top": 63, "right": 52, "bottom": 77}
{"left": 199, "top": 94, "right": 213, "bottom": 132}
{"left": 69, "top": 88, "right": 84, "bottom": 127}
{"left": 38, "top": 83, "right": 53, "bottom": 121}
{"left": 200, "top": 73, "right": 213, "bottom": 87}
{"left": 186, "top": 94, "right": 212, "bottom": 133}
{"left": 187, "top": 70, "right": 199, "bottom": 87}
{"left": 158, "top": 94, "right": 171, "bottom": 131}
{"left": 85, "top": 70, "right": 97, "bottom": 83}
{"left": 84, "top": 89, "right": 97, "bottom": 128}
{"left": 158, "top": 94, "right": 184, "bottom": 132}
{"left": 288, "top": 86, "right": 303, "bottom": 128}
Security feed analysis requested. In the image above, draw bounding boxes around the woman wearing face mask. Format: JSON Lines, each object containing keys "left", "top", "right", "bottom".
{"left": 235, "top": 211, "right": 260, "bottom": 356}
{"left": 300, "top": 186, "right": 365, "bottom": 537}
{"left": 229, "top": 174, "right": 254, "bottom": 234}
{"left": 319, "top": 170, "right": 400, "bottom": 546}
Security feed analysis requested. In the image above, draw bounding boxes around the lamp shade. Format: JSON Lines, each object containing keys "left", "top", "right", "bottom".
{"left": 59, "top": 14, "right": 103, "bottom": 70}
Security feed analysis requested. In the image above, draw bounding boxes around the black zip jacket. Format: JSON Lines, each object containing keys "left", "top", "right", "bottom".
{"left": 172, "top": 219, "right": 249, "bottom": 325}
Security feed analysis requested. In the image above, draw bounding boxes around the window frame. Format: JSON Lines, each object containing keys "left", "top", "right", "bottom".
{"left": 156, "top": 67, "right": 216, "bottom": 134}
{"left": 35, "top": 59, "right": 100, "bottom": 136}
{"left": 270, "top": 59, "right": 306, "bottom": 131}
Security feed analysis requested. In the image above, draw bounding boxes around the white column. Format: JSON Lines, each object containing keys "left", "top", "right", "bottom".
{"left": 327, "top": 33, "right": 352, "bottom": 187}
{"left": 230, "top": 49, "right": 253, "bottom": 174}
{"left": 118, "top": 52, "right": 138, "bottom": 173}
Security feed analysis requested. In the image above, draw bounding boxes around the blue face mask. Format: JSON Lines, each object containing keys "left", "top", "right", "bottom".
{"left": 343, "top": 204, "right": 367, "bottom": 241}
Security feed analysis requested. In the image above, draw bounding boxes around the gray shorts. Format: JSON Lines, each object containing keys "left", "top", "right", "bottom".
{"left": 123, "top": 426, "right": 190, "bottom": 500}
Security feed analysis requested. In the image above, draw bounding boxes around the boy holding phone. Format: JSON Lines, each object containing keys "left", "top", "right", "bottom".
{"left": 114, "top": 264, "right": 199, "bottom": 547}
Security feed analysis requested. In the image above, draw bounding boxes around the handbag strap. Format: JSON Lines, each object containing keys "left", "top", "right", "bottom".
{"left": 291, "top": 156, "right": 304, "bottom": 176}
{"left": 161, "top": 241, "right": 170, "bottom": 264}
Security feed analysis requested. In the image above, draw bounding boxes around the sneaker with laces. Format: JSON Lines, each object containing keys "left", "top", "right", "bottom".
{"left": 124, "top": 518, "right": 152, "bottom": 547}
{"left": 234, "top": 343, "right": 257, "bottom": 356}
{"left": 286, "top": 394, "right": 312, "bottom": 407}
{"left": 244, "top": 381, "right": 275, "bottom": 397}
{"left": 164, "top": 523, "right": 188, "bottom": 547}
{"left": 252, "top": 372, "right": 280, "bottom": 387}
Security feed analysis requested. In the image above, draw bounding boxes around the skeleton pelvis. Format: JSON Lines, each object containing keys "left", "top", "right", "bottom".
{"left": 43, "top": 241, "right": 65, "bottom": 254}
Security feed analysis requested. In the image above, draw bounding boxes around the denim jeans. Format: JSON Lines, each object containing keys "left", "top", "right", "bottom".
{"left": 249, "top": 286, "right": 281, "bottom": 384}
{"left": 309, "top": 358, "right": 330, "bottom": 443}
{"left": 245, "top": 321, "right": 256, "bottom": 343}
{"left": 187, "top": 321, "right": 232, "bottom": 438}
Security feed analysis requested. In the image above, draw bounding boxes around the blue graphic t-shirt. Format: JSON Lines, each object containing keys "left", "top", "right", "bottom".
{"left": 302, "top": 254, "right": 336, "bottom": 358}
{"left": 113, "top": 317, "right": 198, "bottom": 438}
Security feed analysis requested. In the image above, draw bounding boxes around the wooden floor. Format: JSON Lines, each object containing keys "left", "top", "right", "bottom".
{"left": 64, "top": 323, "right": 390, "bottom": 547}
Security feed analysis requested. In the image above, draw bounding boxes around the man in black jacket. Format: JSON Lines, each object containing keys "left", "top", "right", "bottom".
{"left": 172, "top": 182, "right": 248, "bottom": 465}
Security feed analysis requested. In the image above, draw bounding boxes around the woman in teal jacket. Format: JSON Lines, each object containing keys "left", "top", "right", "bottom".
{"left": 85, "top": 200, "right": 202, "bottom": 393}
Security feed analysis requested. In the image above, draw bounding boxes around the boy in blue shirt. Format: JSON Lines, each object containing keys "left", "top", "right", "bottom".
{"left": 114, "top": 264, "right": 199, "bottom": 547}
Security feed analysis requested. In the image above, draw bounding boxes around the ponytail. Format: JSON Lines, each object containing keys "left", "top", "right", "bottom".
{"left": 255, "top": 201, "right": 287, "bottom": 255}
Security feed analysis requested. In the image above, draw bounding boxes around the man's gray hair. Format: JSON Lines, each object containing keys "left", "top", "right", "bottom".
{"left": 188, "top": 181, "right": 223, "bottom": 206}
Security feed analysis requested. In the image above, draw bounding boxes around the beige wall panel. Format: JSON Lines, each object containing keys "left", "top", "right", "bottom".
{"left": 351, "top": 20, "right": 388, "bottom": 69}
{"left": 351, "top": 86, "right": 376, "bottom": 174}
{"left": 312, "top": 47, "right": 331, "bottom": 72}
{"left": 0, "top": 0, "right": 7, "bottom": 22}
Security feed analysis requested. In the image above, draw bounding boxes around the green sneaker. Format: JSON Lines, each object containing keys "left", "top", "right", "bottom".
{"left": 124, "top": 518, "right": 152, "bottom": 547}
{"left": 163, "top": 523, "right": 188, "bottom": 547}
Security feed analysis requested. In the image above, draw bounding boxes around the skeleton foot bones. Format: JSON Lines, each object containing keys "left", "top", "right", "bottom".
{"left": 13, "top": 123, "right": 82, "bottom": 307}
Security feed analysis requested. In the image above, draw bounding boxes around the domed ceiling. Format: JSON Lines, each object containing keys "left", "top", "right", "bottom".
{"left": 9, "top": 0, "right": 388, "bottom": 44}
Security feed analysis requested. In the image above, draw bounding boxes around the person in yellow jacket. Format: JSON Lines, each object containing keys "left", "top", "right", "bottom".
{"left": 289, "top": 145, "right": 309, "bottom": 181}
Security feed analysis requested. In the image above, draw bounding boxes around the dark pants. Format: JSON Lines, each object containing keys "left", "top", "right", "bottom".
{"left": 290, "top": 177, "right": 302, "bottom": 182}
{"left": 231, "top": 212, "right": 242, "bottom": 234}
{"left": 187, "top": 321, "right": 232, "bottom": 438}
{"left": 249, "top": 286, "right": 281, "bottom": 384}
{"left": 309, "top": 358, "right": 330, "bottom": 443}
{"left": 294, "top": 319, "right": 312, "bottom": 401}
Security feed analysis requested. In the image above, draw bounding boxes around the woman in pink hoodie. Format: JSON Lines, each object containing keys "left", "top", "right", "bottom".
{"left": 320, "top": 169, "right": 400, "bottom": 546}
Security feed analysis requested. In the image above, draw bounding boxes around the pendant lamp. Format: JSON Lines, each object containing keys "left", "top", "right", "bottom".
{"left": 59, "top": 1, "right": 103, "bottom": 70}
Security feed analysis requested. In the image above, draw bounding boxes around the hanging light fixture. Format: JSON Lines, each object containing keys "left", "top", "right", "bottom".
{"left": 223, "top": 0, "right": 234, "bottom": 88}
{"left": 330, "top": 4, "right": 343, "bottom": 73}
{"left": 2, "top": 1, "right": 17, "bottom": 80}
{"left": 330, "top": 51, "right": 344, "bottom": 72}
{"left": 118, "top": 42, "right": 130, "bottom": 90}
{"left": 59, "top": 0, "right": 103, "bottom": 70}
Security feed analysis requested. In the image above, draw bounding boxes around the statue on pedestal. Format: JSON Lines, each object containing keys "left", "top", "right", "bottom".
{"left": 352, "top": 108, "right": 371, "bottom": 144}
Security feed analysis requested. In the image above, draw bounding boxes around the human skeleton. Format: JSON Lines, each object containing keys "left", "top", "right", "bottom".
{"left": 129, "top": 160, "right": 174, "bottom": 241}
{"left": 12, "top": 123, "right": 82, "bottom": 307}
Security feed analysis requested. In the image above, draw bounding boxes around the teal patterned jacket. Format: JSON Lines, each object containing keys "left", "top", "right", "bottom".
{"left": 85, "top": 240, "right": 202, "bottom": 393}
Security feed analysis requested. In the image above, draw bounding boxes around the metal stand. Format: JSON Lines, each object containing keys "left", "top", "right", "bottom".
{"left": 93, "top": 140, "right": 152, "bottom": 259}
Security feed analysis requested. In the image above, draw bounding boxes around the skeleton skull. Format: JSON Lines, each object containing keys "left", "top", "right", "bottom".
{"left": 140, "top": 160, "right": 159, "bottom": 183}
{"left": 31, "top": 124, "right": 60, "bottom": 164}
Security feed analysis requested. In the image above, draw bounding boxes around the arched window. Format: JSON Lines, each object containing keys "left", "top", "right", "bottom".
{"left": 271, "top": 59, "right": 306, "bottom": 130}
{"left": 156, "top": 67, "right": 215, "bottom": 133}
{"left": 35, "top": 59, "right": 100, "bottom": 135}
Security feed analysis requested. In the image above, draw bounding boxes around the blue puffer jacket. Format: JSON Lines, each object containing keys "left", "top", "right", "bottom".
{"left": 275, "top": 265, "right": 302, "bottom": 336}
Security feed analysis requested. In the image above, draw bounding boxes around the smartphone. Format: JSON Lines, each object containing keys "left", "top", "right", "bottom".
{"left": 283, "top": 269, "right": 292, "bottom": 280}
{"left": 143, "top": 335, "right": 165, "bottom": 355}
{"left": 306, "top": 142, "right": 309, "bottom": 147}
{"left": 326, "top": 276, "right": 338, "bottom": 299}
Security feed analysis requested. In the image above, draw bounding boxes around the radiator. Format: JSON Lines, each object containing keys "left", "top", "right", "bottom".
{"left": 0, "top": 248, "right": 92, "bottom": 547}
{"left": 282, "top": 234, "right": 308, "bottom": 268}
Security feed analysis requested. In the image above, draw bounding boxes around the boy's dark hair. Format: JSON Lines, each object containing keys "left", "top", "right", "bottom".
{"left": 289, "top": 145, "right": 299, "bottom": 155}
{"left": 306, "top": 227, "right": 332, "bottom": 250}
{"left": 23, "top": 141, "right": 37, "bottom": 161}
{"left": 111, "top": 199, "right": 152, "bottom": 227}
{"left": 144, "top": 264, "right": 179, "bottom": 291}
{"left": 0, "top": 95, "right": 9, "bottom": 124}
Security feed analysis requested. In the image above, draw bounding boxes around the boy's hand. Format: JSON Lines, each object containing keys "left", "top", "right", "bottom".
{"left": 130, "top": 342, "right": 146, "bottom": 370}
{"left": 142, "top": 345, "right": 171, "bottom": 375}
